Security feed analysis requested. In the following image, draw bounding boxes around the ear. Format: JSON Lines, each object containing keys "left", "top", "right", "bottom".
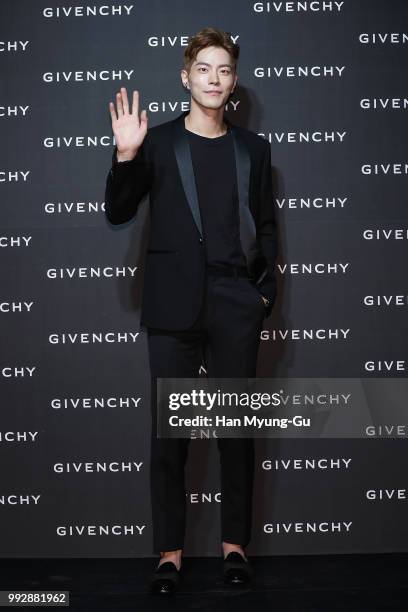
{"left": 180, "top": 68, "right": 189, "bottom": 88}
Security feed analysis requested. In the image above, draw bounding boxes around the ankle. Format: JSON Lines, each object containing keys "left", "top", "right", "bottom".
{"left": 158, "top": 550, "right": 182, "bottom": 570}
{"left": 160, "top": 549, "right": 182, "bottom": 558}
{"left": 222, "top": 542, "right": 246, "bottom": 560}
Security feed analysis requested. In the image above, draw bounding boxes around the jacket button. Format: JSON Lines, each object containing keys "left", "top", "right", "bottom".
{"left": 199, "top": 237, "right": 203, "bottom": 243}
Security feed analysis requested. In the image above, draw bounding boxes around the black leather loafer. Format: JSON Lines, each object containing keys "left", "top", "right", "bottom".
{"left": 149, "top": 560, "right": 181, "bottom": 595}
{"left": 223, "top": 551, "right": 253, "bottom": 586}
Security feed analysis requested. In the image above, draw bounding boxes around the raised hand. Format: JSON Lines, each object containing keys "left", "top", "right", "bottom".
{"left": 109, "top": 87, "right": 148, "bottom": 161}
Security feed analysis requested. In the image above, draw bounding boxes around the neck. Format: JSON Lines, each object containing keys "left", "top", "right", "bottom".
{"left": 184, "top": 102, "right": 227, "bottom": 138}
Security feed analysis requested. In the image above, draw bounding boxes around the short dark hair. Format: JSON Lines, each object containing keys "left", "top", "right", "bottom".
{"left": 182, "top": 27, "right": 240, "bottom": 74}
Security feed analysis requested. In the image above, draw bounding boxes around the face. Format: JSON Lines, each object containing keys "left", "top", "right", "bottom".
{"left": 181, "top": 45, "right": 237, "bottom": 110}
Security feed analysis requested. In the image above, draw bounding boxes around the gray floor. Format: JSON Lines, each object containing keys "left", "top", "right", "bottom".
{"left": 1, "top": 553, "right": 406, "bottom": 611}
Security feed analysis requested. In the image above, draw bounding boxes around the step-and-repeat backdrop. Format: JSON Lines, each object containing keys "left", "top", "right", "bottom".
{"left": 1, "top": 0, "right": 407, "bottom": 557}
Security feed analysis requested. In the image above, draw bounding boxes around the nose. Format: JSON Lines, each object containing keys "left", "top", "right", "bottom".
{"left": 208, "top": 70, "right": 220, "bottom": 85}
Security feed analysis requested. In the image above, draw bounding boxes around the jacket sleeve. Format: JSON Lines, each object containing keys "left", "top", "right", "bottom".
{"left": 256, "top": 141, "right": 278, "bottom": 317}
{"left": 104, "top": 135, "right": 153, "bottom": 225}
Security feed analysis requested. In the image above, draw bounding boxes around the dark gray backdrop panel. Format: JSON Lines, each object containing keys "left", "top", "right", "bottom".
{"left": 0, "top": 0, "right": 407, "bottom": 557}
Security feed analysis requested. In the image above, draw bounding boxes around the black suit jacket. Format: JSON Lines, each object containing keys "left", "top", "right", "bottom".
{"left": 104, "top": 109, "right": 278, "bottom": 330}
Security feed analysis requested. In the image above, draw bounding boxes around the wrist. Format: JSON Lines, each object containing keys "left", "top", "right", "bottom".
{"left": 116, "top": 148, "right": 139, "bottom": 162}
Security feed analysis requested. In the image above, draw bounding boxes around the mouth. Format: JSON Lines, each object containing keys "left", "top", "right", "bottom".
{"left": 205, "top": 91, "right": 222, "bottom": 95}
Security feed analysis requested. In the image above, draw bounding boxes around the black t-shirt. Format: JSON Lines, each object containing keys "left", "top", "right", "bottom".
{"left": 185, "top": 123, "right": 247, "bottom": 268}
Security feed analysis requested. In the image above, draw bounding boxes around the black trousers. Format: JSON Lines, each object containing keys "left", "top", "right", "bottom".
{"left": 146, "top": 268, "right": 265, "bottom": 553}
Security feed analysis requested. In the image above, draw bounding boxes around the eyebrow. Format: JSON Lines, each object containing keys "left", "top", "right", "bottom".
{"left": 194, "top": 61, "right": 233, "bottom": 68}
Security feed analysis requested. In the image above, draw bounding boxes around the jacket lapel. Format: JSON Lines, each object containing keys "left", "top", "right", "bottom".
{"left": 172, "top": 111, "right": 203, "bottom": 238}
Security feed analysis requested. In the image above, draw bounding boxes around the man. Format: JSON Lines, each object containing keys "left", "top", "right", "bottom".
{"left": 105, "top": 27, "right": 278, "bottom": 594}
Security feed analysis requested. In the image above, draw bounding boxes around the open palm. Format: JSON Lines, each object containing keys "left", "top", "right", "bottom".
{"left": 109, "top": 87, "right": 148, "bottom": 157}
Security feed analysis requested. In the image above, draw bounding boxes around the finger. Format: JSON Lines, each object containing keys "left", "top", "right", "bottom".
{"left": 109, "top": 102, "right": 117, "bottom": 123}
{"left": 116, "top": 91, "right": 123, "bottom": 117}
{"left": 132, "top": 90, "right": 139, "bottom": 121}
{"left": 140, "top": 108, "right": 148, "bottom": 127}
{"left": 121, "top": 87, "right": 129, "bottom": 114}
